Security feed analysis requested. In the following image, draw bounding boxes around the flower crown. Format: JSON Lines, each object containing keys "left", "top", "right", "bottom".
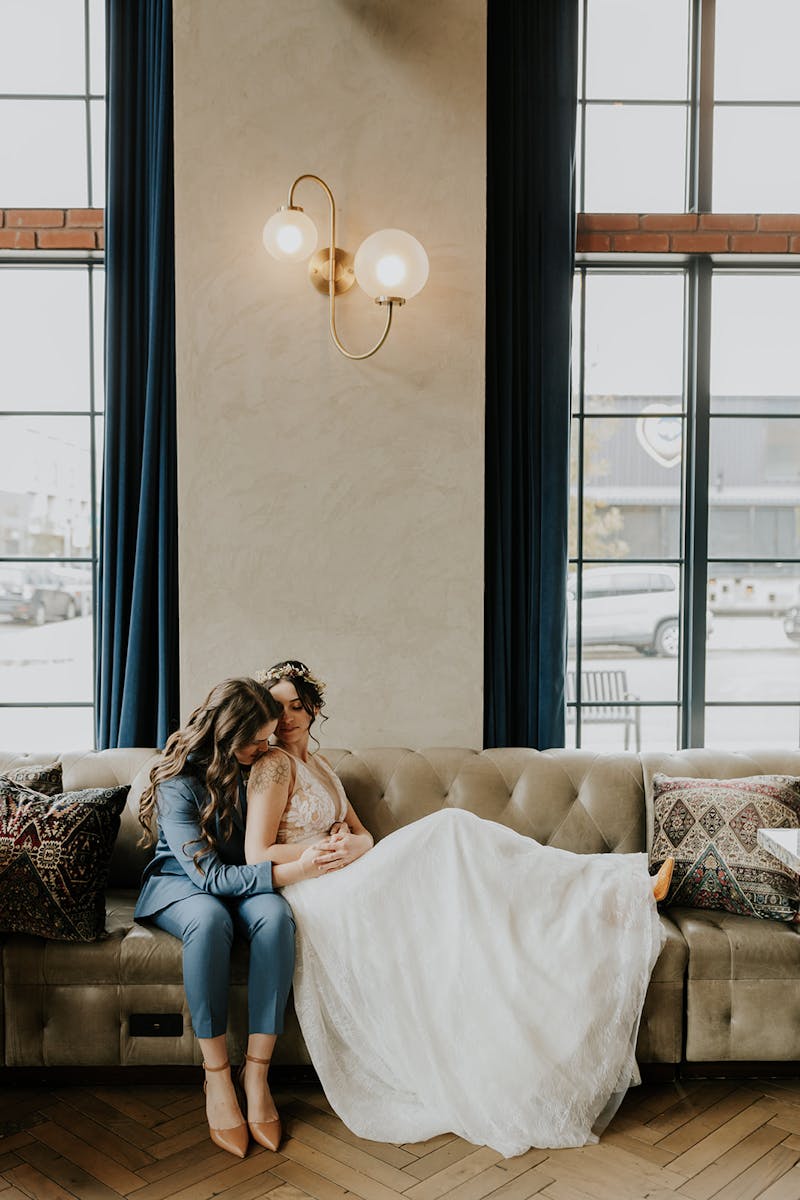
{"left": 257, "top": 661, "right": 326, "bottom": 698}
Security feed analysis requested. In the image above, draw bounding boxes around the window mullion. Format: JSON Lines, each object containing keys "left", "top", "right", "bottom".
{"left": 579, "top": 0, "right": 588, "bottom": 214}
{"left": 574, "top": 266, "right": 587, "bottom": 745}
{"left": 696, "top": 0, "right": 716, "bottom": 211}
{"left": 682, "top": 257, "right": 712, "bottom": 747}
{"left": 83, "top": 0, "right": 93, "bottom": 206}
{"left": 88, "top": 266, "right": 100, "bottom": 747}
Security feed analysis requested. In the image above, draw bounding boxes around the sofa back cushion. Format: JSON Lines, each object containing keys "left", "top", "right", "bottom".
{"left": 324, "top": 747, "right": 648, "bottom": 854}
{"left": 7, "top": 745, "right": 799, "bottom": 894}
{"left": 94, "top": 746, "right": 800, "bottom": 878}
{"left": 3, "top": 746, "right": 650, "bottom": 879}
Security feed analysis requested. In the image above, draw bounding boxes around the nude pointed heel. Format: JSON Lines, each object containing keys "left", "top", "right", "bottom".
{"left": 652, "top": 855, "right": 675, "bottom": 902}
{"left": 239, "top": 1053, "right": 282, "bottom": 1152}
{"left": 203, "top": 1060, "right": 249, "bottom": 1158}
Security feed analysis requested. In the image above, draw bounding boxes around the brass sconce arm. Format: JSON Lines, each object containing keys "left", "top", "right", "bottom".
{"left": 286, "top": 174, "right": 396, "bottom": 361}
{"left": 263, "top": 173, "right": 427, "bottom": 362}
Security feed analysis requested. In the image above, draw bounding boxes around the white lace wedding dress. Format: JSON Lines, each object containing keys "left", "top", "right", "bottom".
{"left": 277, "top": 754, "right": 664, "bottom": 1158}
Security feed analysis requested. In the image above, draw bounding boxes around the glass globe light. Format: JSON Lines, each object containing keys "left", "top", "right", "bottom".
{"left": 354, "top": 228, "right": 429, "bottom": 301}
{"left": 262, "top": 207, "right": 318, "bottom": 263}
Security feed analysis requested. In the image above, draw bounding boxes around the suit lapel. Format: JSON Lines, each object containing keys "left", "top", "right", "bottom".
{"left": 232, "top": 772, "right": 247, "bottom": 832}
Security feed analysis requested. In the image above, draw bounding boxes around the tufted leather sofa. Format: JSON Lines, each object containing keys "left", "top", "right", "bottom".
{"left": 2, "top": 745, "right": 800, "bottom": 1072}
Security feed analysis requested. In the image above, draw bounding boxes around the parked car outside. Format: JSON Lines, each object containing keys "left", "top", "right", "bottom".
{"left": 0, "top": 566, "right": 90, "bottom": 625}
{"left": 568, "top": 564, "right": 712, "bottom": 658}
{"left": 784, "top": 606, "right": 800, "bottom": 645}
{"left": 51, "top": 566, "right": 93, "bottom": 617}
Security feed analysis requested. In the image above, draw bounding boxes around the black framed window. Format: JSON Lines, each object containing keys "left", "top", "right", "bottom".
{"left": 577, "top": 0, "right": 692, "bottom": 213}
{"left": 0, "top": 0, "right": 104, "bottom": 748}
{"left": 713, "top": 0, "right": 800, "bottom": 212}
{"left": 0, "top": 0, "right": 104, "bottom": 207}
{"left": 578, "top": 0, "right": 800, "bottom": 215}
{"left": 570, "top": 1, "right": 800, "bottom": 750}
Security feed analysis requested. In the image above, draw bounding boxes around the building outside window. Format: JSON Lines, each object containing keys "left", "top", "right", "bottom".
{"left": 0, "top": 0, "right": 105, "bottom": 747}
{"left": 569, "top": 0, "right": 800, "bottom": 750}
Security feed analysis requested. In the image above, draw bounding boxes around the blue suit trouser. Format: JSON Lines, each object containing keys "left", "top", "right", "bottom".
{"left": 149, "top": 891, "right": 295, "bottom": 1039}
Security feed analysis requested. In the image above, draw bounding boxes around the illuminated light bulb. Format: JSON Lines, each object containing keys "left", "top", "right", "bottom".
{"left": 354, "top": 228, "right": 429, "bottom": 301}
{"left": 375, "top": 254, "right": 407, "bottom": 289}
{"left": 262, "top": 207, "right": 318, "bottom": 263}
{"left": 277, "top": 225, "right": 303, "bottom": 255}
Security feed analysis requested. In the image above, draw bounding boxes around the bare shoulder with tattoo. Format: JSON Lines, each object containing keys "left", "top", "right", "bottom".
{"left": 249, "top": 748, "right": 292, "bottom": 791}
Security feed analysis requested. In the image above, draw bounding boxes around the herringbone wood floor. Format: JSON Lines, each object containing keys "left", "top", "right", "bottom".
{"left": 3, "top": 1078, "right": 800, "bottom": 1200}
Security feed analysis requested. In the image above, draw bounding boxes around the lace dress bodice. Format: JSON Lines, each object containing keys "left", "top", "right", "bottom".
{"left": 276, "top": 753, "right": 348, "bottom": 845}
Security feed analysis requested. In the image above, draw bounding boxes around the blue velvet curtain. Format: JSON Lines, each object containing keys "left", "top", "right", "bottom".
{"left": 96, "top": 0, "right": 179, "bottom": 748}
{"left": 484, "top": 0, "right": 579, "bottom": 749}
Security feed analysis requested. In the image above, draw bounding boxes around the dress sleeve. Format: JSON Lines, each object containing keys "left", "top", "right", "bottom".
{"left": 157, "top": 776, "right": 274, "bottom": 896}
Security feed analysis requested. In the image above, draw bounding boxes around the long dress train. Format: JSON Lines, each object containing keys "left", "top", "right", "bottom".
{"left": 276, "top": 757, "right": 664, "bottom": 1158}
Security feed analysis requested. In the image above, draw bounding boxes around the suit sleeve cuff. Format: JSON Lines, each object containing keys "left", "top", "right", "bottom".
{"left": 254, "top": 860, "right": 275, "bottom": 892}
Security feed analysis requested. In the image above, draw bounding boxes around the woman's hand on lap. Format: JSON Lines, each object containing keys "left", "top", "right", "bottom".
{"left": 298, "top": 840, "right": 338, "bottom": 879}
{"left": 314, "top": 829, "right": 372, "bottom": 871}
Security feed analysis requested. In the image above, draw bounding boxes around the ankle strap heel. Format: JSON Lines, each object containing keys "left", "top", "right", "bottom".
{"left": 240, "top": 1053, "right": 281, "bottom": 1152}
{"left": 201, "top": 1060, "right": 248, "bottom": 1158}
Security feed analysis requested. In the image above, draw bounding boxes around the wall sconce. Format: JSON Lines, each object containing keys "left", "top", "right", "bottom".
{"left": 262, "top": 174, "right": 429, "bottom": 361}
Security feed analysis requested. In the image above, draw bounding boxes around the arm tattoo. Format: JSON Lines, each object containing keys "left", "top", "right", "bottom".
{"left": 251, "top": 752, "right": 290, "bottom": 789}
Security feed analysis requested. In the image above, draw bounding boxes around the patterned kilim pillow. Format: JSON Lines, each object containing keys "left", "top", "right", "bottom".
{"left": 0, "top": 778, "right": 129, "bottom": 941}
{"left": 0, "top": 761, "right": 63, "bottom": 796}
{"left": 651, "top": 774, "right": 800, "bottom": 921}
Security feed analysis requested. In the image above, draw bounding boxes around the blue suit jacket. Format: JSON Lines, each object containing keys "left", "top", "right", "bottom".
{"left": 134, "top": 768, "right": 274, "bottom": 919}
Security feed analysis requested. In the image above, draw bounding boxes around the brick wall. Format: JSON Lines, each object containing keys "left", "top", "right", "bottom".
{"left": 2, "top": 209, "right": 799, "bottom": 256}
{"left": 577, "top": 214, "right": 800, "bottom": 254}
{"left": 0, "top": 209, "right": 104, "bottom": 250}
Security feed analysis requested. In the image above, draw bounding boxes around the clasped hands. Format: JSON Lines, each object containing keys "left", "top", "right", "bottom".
{"left": 299, "top": 821, "right": 371, "bottom": 879}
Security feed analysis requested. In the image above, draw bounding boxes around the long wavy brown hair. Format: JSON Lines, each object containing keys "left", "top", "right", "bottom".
{"left": 138, "top": 677, "right": 282, "bottom": 867}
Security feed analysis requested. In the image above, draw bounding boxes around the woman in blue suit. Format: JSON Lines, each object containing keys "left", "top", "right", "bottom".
{"left": 136, "top": 677, "right": 322, "bottom": 1158}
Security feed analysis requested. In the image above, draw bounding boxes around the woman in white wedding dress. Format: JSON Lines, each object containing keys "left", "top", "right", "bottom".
{"left": 245, "top": 660, "right": 672, "bottom": 1159}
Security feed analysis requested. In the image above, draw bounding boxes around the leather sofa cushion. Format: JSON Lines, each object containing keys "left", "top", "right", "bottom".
{"left": 652, "top": 914, "right": 688, "bottom": 981}
{"left": 8, "top": 894, "right": 685, "bottom": 983}
{"left": 636, "top": 917, "right": 688, "bottom": 1061}
{"left": 669, "top": 906, "right": 800, "bottom": 979}
{"left": 5, "top": 891, "right": 255, "bottom": 986}
{"left": 2, "top": 890, "right": 305, "bottom": 1067}
{"left": 669, "top": 908, "right": 800, "bottom": 1062}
